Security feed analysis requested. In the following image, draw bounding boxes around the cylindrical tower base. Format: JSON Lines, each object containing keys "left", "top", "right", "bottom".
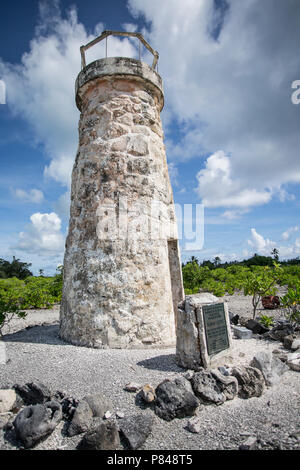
{"left": 59, "top": 57, "right": 184, "bottom": 348}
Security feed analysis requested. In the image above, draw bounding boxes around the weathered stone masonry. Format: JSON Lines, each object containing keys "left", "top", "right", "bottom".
{"left": 59, "top": 56, "right": 184, "bottom": 348}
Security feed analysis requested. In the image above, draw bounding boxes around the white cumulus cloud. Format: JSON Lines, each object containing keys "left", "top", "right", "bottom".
{"left": 247, "top": 227, "right": 300, "bottom": 259}
{"left": 0, "top": 2, "right": 138, "bottom": 189}
{"left": 281, "top": 226, "right": 299, "bottom": 240}
{"left": 129, "top": 0, "right": 300, "bottom": 209}
{"left": 247, "top": 228, "right": 276, "bottom": 255}
{"left": 196, "top": 151, "right": 272, "bottom": 208}
{"left": 14, "top": 188, "right": 44, "bottom": 204}
{"left": 14, "top": 212, "right": 65, "bottom": 254}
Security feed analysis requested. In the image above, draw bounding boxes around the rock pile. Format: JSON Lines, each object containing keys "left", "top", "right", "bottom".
{"left": 230, "top": 313, "right": 300, "bottom": 372}
{"left": 0, "top": 380, "right": 155, "bottom": 450}
{"left": 125, "top": 341, "right": 297, "bottom": 428}
{"left": 0, "top": 332, "right": 299, "bottom": 450}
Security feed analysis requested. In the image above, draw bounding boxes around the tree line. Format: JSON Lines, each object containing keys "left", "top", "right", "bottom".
{"left": 182, "top": 250, "right": 300, "bottom": 270}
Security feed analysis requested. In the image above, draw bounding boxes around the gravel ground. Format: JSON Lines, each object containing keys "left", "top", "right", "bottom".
{"left": 0, "top": 293, "right": 299, "bottom": 451}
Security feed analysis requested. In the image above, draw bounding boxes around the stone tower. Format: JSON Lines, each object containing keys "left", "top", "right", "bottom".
{"left": 59, "top": 31, "right": 184, "bottom": 349}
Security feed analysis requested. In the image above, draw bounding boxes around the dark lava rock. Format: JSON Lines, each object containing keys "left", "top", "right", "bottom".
{"left": 13, "top": 401, "right": 62, "bottom": 449}
{"left": 210, "top": 369, "right": 239, "bottom": 401}
{"left": 268, "top": 323, "right": 294, "bottom": 342}
{"left": 53, "top": 390, "right": 79, "bottom": 421}
{"left": 14, "top": 381, "right": 52, "bottom": 406}
{"left": 283, "top": 335, "right": 295, "bottom": 350}
{"left": 68, "top": 399, "right": 93, "bottom": 437}
{"left": 68, "top": 393, "right": 114, "bottom": 436}
{"left": 229, "top": 311, "right": 239, "bottom": 325}
{"left": 245, "top": 319, "right": 269, "bottom": 335}
{"left": 119, "top": 413, "right": 153, "bottom": 449}
{"left": 154, "top": 376, "right": 199, "bottom": 422}
{"left": 77, "top": 419, "right": 120, "bottom": 450}
{"left": 191, "top": 369, "right": 226, "bottom": 404}
{"left": 231, "top": 366, "right": 265, "bottom": 398}
{"left": 83, "top": 393, "right": 113, "bottom": 419}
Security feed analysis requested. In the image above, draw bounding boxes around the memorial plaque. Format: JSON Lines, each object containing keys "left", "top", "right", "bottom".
{"left": 202, "top": 303, "right": 229, "bottom": 355}
{"left": 176, "top": 293, "right": 232, "bottom": 370}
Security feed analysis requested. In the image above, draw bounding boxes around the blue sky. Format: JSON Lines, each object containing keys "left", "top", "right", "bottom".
{"left": 0, "top": 0, "right": 300, "bottom": 275}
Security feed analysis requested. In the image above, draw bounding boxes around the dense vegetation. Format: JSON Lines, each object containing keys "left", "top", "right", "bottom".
{"left": 0, "top": 253, "right": 299, "bottom": 332}
{"left": 182, "top": 254, "right": 300, "bottom": 296}
{"left": 182, "top": 254, "right": 300, "bottom": 321}
{"left": 0, "top": 261, "right": 63, "bottom": 335}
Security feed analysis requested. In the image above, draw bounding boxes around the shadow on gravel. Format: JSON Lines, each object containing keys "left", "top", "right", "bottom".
{"left": 2, "top": 324, "right": 68, "bottom": 347}
{"left": 137, "top": 354, "right": 184, "bottom": 372}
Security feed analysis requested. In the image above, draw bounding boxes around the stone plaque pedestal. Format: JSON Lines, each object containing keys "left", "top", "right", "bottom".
{"left": 176, "top": 293, "right": 233, "bottom": 370}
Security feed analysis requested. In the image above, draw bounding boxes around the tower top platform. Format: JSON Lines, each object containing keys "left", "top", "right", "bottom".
{"left": 75, "top": 57, "right": 164, "bottom": 111}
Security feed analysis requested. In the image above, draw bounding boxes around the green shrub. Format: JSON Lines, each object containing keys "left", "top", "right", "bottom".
{"left": 259, "top": 315, "right": 274, "bottom": 329}
{"left": 0, "top": 295, "right": 26, "bottom": 336}
{"left": 0, "top": 274, "right": 63, "bottom": 310}
{"left": 23, "top": 278, "right": 56, "bottom": 308}
{"left": 243, "top": 263, "right": 283, "bottom": 319}
{"left": 184, "top": 287, "right": 200, "bottom": 295}
{"left": 280, "top": 283, "right": 300, "bottom": 326}
{"left": 201, "top": 279, "right": 226, "bottom": 297}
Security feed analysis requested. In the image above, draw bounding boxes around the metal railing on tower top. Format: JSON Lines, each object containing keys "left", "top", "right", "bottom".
{"left": 80, "top": 30, "right": 159, "bottom": 71}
